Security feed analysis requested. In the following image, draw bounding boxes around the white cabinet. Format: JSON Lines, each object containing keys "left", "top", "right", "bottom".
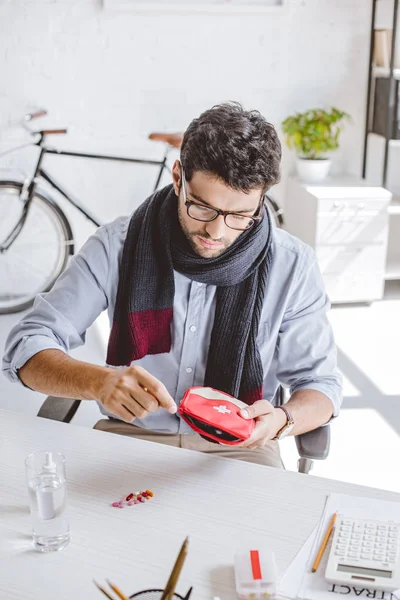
{"left": 284, "top": 176, "right": 391, "bottom": 303}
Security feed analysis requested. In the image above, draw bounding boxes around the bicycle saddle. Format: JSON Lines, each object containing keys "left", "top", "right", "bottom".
{"left": 148, "top": 132, "right": 183, "bottom": 149}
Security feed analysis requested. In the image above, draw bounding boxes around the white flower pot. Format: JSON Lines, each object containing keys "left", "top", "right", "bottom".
{"left": 296, "top": 158, "right": 332, "bottom": 183}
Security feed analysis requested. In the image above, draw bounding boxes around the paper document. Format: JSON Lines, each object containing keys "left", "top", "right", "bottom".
{"left": 279, "top": 493, "right": 400, "bottom": 600}
{"left": 279, "top": 528, "right": 316, "bottom": 599}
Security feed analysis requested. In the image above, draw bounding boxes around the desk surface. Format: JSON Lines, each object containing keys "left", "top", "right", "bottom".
{"left": 1, "top": 409, "right": 399, "bottom": 600}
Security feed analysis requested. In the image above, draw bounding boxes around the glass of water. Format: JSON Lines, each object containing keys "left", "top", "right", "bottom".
{"left": 25, "top": 451, "right": 70, "bottom": 552}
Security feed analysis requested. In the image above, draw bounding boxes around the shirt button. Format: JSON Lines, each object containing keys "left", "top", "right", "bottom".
{"left": 186, "top": 367, "right": 193, "bottom": 374}
{"left": 190, "top": 325, "right": 196, "bottom": 332}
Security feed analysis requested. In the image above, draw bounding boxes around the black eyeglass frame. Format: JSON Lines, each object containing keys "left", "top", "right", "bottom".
{"left": 180, "top": 166, "right": 265, "bottom": 232}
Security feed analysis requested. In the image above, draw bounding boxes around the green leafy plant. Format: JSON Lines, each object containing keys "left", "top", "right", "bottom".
{"left": 282, "top": 107, "right": 351, "bottom": 159}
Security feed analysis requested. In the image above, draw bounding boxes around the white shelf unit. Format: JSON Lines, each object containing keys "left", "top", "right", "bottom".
{"left": 388, "top": 196, "right": 400, "bottom": 214}
{"left": 373, "top": 66, "right": 400, "bottom": 79}
{"left": 284, "top": 176, "right": 392, "bottom": 304}
{"left": 385, "top": 261, "right": 400, "bottom": 280}
{"left": 363, "top": 1, "right": 400, "bottom": 281}
{"left": 365, "top": 133, "right": 400, "bottom": 280}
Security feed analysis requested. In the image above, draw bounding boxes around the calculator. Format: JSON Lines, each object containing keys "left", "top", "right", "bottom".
{"left": 325, "top": 516, "right": 400, "bottom": 592}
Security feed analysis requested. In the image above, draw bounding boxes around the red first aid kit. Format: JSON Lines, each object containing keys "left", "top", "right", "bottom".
{"left": 179, "top": 386, "right": 256, "bottom": 445}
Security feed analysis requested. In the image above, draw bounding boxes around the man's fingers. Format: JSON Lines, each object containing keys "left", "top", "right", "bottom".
{"left": 102, "top": 366, "right": 177, "bottom": 419}
{"left": 239, "top": 399, "right": 273, "bottom": 420}
{"left": 108, "top": 390, "right": 145, "bottom": 420}
{"left": 238, "top": 418, "right": 271, "bottom": 447}
{"left": 114, "top": 404, "right": 137, "bottom": 423}
{"left": 131, "top": 366, "right": 177, "bottom": 414}
{"left": 130, "top": 384, "right": 159, "bottom": 413}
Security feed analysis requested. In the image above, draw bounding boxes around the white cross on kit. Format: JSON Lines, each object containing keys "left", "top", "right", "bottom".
{"left": 213, "top": 405, "right": 231, "bottom": 415}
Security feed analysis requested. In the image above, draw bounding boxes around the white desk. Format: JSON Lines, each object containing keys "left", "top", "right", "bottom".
{"left": 1, "top": 409, "right": 399, "bottom": 600}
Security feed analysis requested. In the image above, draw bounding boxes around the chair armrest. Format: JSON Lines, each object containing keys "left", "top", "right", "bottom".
{"left": 37, "top": 396, "right": 81, "bottom": 423}
{"left": 295, "top": 425, "right": 330, "bottom": 461}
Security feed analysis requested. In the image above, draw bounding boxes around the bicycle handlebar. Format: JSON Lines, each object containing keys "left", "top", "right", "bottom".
{"left": 22, "top": 111, "right": 68, "bottom": 137}
{"left": 40, "top": 129, "right": 68, "bottom": 135}
{"left": 24, "top": 109, "right": 48, "bottom": 121}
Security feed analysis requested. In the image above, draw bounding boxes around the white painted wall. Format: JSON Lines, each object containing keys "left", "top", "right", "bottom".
{"left": 0, "top": 0, "right": 371, "bottom": 233}
{"left": 0, "top": 0, "right": 372, "bottom": 422}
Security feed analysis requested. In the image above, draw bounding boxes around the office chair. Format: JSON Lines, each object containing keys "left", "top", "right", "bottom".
{"left": 37, "top": 386, "right": 330, "bottom": 474}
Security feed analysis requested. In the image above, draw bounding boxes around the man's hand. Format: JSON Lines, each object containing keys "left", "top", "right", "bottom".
{"left": 238, "top": 400, "right": 287, "bottom": 449}
{"left": 98, "top": 365, "right": 177, "bottom": 423}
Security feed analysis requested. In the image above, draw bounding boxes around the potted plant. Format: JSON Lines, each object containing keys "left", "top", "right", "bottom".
{"left": 282, "top": 107, "right": 351, "bottom": 183}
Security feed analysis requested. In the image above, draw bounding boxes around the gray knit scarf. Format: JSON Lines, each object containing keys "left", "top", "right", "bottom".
{"left": 107, "top": 184, "right": 272, "bottom": 404}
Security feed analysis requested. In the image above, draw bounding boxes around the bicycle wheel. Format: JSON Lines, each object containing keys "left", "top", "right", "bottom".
{"left": 265, "top": 193, "right": 284, "bottom": 228}
{"left": 0, "top": 180, "right": 73, "bottom": 314}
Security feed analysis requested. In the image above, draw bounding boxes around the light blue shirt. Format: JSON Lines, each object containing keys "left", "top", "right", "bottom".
{"left": 2, "top": 215, "right": 342, "bottom": 433}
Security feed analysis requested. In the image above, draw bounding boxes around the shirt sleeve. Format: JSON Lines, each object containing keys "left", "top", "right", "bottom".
{"left": 276, "top": 246, "right": 343, "bottom": 418}
{"left": 2, "top": 224, "right": 111, "bottom": 384}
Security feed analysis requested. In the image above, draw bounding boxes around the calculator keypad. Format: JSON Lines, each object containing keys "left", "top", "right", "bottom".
{"left": 334, "top": 518, "right": 399, "bottom": 567}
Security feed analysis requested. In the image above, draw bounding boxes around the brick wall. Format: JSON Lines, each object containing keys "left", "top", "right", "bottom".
{"left": 0, "top": 0, "right": 370, "bottom": 242}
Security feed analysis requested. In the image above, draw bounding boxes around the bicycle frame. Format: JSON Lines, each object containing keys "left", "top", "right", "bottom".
{"left": 0, "top": 134, "right": 172, "bottom": 252}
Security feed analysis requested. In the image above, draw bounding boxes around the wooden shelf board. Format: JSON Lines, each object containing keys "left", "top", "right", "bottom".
{"left": 388, "top": 197, "right": 400, "bottom": 215}
{"left": 373, "top": 66, "right": 400, "bottom": 80}
{"left": 367, "top": 132, "right": 400, "bottom": 146}
{"left": 385, "top": 261, "right": 400, "bottom": 280}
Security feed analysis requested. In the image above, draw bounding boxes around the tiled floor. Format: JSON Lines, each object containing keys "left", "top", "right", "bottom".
{"left": 1, "top": 285, "right": 400, "bottom": 493}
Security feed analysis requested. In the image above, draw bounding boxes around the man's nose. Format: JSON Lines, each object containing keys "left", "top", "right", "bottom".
{"left": 205, "top": 215, "right": 226, "bottom": 240}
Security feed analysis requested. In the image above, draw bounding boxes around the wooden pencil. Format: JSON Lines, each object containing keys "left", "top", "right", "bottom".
{"left": 93, "top": 580, "right": 115, "bottom": 600}
{"left": 160, "top": 537, "right": 189, "bottom": 600}
{"left": 311, "top": 512, "right": 337, "bottom": 573}
{"left": 106, "top": 580, "right": 130, "bottom": 600}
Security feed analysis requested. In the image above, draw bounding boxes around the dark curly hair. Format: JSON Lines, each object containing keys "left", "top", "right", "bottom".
{"left": 180, "top": 102, "right": 281, "bottom": 192}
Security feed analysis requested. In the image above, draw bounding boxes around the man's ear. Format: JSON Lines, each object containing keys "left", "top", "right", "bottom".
{"left": 172, "top": 160, "right": 181, "bottom": 196}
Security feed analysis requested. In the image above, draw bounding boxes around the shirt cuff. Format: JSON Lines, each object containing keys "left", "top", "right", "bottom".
{"left": 290, "top": 380, "right": 343, "bottom": 422}
{"left": 3, "top": 335, "right": 67, "bottom": 384}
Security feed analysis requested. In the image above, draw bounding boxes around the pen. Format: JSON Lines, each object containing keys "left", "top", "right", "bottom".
{"left": 311, "top": 512, "right": 337, "bottom": 573}
{"left": 161, "top": 537, "right": 189, "bottom": 600}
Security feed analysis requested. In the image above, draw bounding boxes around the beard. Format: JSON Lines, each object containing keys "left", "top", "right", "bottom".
{"left": 177, "top": 202, "right": 235, "bottom": 258}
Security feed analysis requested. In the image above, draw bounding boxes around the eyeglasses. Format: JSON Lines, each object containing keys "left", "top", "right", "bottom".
{"left": 180, "top": 167, "right": 264, "bottom": 232}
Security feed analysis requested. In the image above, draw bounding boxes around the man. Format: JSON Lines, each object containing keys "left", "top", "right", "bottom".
{"left": 2, "top": 102, "right": 342, "bottom": 468}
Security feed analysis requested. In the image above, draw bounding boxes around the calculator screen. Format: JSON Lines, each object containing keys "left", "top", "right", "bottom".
{"left": 338, "top": 564, "right": 393, "bottom": 579}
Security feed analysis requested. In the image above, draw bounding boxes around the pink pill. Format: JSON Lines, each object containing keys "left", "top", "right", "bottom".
{"left": 127, "top": 501, "right": 134, "bottom": 506}
{"left": 133, "top": 499, "right": 140, "bottom": 505}
{"left": 112, "top": 502, "right": 120, "bottom": 507}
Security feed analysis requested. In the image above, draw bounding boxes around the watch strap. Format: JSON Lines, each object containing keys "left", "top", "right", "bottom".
{"left": 277, "top": 405, "right": 293, "bottom": 425}
{"left": 273, "top": 405, "right": 295, "bottom": 440}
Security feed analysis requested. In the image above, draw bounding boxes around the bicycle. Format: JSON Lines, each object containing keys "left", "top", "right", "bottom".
{"left": 0, "top": 110, "right": 284, "bottom": 314}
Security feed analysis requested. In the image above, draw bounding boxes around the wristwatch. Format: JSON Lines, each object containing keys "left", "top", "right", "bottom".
{"left": 273, "top": 406, "right": 295, "bottom": 440}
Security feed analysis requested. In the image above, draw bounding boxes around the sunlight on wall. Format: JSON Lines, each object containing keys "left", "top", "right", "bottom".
{"left": 282, "top": 408, "right": 400, "bottom": 494}
{"left": 329, "top": 301, "right": 400, "bottom": 396}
